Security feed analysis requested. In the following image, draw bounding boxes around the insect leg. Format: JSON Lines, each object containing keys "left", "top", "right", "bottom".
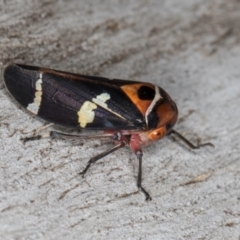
{"left": 80, "top": 142, "right": 125, "bottom": 177}
{"left": 50, "top": 131, "right": 114, "bottom": 140}
{"left": 21, "top": 132, "right": 51, "bottom": 143}
{"left": 169, "top": 129, "right": 214, "bottom": 149}
{"left": 21, "top": 131, "right": 114, "bottom": 143}
{"left": 136, "top": 150, "right": 152, "bottom": 201}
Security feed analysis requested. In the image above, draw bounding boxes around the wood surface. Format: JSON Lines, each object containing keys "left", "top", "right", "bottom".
{"left": 0, "top": 1, "right": 240, "bottom": 239}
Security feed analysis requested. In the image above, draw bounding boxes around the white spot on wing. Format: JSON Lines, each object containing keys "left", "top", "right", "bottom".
{"left": 92, "top": 93, "right": 110, "bottom": 109}
{"left": 27, "top": 73, "right": 43, "bottom": 114}
{"left": 92, "top": 93, "right": 126, "bottom": 120}
{"left": 145, "top": 85, "right": 162, "bottom": 126}
{"left": 78, "top": 101, "right": 97, "bottom": 128}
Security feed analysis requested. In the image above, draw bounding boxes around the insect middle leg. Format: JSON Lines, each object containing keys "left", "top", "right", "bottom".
{"left": 135, "top": 150, "right": 152, "bottom": 201}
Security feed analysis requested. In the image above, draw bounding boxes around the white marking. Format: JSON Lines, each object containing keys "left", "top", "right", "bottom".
{"left": 27, "top": 73, "right": 43, "bottom": 114}
{"left": 92, "top": 93, "right": 126, "bottom": 120}
{"left": 145, "top": 85, "right": 162, "bottom": 126}
{"left": 92, "top": 93, "right": 110, "bottom": 109}
{"left": 77, "top": 101, "right": 97, "bottom": 128}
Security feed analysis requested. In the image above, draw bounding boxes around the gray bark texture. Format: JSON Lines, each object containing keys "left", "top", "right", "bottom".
{"left": 0, "top": 0, "right": 240, "bottom": 239}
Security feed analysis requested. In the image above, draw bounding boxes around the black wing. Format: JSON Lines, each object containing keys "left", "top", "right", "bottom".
{"left": 4, "top": 64, "right": 146, "bottom": 130}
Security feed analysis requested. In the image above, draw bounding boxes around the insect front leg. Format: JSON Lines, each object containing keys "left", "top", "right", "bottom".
{"left": 169, "top": 129, "right": 214, "bottom": 149}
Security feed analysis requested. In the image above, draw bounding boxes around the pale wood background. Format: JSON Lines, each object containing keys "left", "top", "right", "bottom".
{"left": 0, "top": 0, "right": 240, "bottom": 239}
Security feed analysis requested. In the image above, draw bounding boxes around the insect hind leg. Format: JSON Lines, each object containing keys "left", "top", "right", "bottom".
{"left": 21, "top": 132, "right": 51, "bottom": 143}
{"left": 21, "top": 127, "right": 116, "bottom": 143}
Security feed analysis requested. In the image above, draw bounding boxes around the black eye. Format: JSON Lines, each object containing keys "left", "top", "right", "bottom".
{"left": 138, "top": 86, "right": 155, "bottom": 100}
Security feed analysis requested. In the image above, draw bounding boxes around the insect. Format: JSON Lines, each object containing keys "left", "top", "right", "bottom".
{"left": 4, "top": 64, "right": 213, "bottom": 200}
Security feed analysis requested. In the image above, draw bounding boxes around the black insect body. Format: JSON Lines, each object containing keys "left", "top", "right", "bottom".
{"left": 4, "top": 64, "right": 213, "bottom": 200}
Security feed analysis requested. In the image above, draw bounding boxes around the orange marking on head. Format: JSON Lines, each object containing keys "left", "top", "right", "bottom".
{"left": 121, "top": 83, "right": 154, "bottom": 115}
